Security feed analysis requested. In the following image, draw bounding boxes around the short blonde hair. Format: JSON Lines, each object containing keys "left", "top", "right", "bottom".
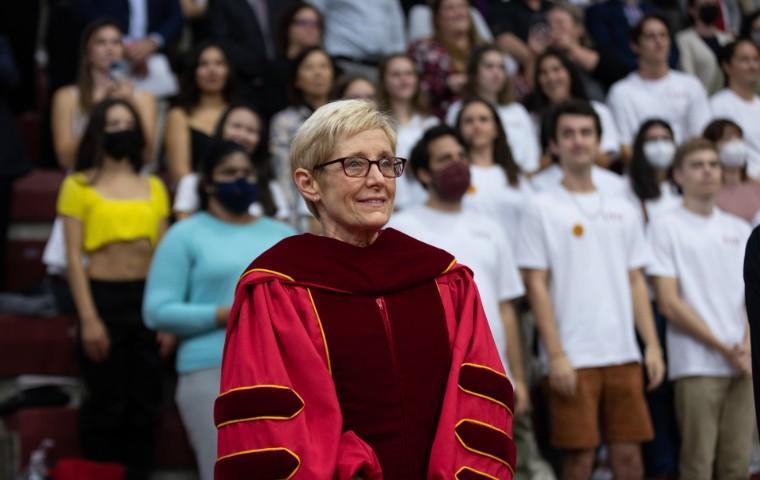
{"left": 290, "top": 99, "right": 396, "bottom": 174}
{"left": 290, "top": 99, "right": 397, "bottom": 216}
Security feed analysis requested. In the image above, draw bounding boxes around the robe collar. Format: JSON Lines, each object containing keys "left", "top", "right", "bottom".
{"left": 245, "top": 228, "right": 455, "bottom": 295}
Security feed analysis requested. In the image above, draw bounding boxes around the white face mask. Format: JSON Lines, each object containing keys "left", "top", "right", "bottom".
{"left": 720, "top": 140, "right": 748, "bottom": 168}
{"left": 643, "top": 140, "right": 676, "bottom": 169}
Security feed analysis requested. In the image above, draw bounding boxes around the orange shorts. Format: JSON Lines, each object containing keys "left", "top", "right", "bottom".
{"left": 548, "top": 362, "right": 654, "bottom": 450}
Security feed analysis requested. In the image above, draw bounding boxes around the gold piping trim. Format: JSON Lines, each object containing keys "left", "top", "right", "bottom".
{"left": 457, "top": 385, "right": 513, "bottom": 415}
{"left": 215, "top": 384, "right": 305, "bottom": 428}
{"left": 454, "top": 418, "right": 515, "bottom": 474}
{"left": 458, "top": 363, "right": 513, "bottom": 414}
{"left": 443, "top": 258, "right": 457, "bottom": 273}
{"left": 306, "top": 288, "right": 332, "bottom": 374}
{"left": 240, "top": 268, "right": 295, "bottom": 282}
{"left": 455, "top": 466, "right": 499, "bottom": 480}
{"left": 216, "top": 447, "right": 301, "bottom": 480}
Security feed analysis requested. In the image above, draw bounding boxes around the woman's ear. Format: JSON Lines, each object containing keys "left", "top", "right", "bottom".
{"left": 293, "top": 167, "right": 321, "bottom": 203}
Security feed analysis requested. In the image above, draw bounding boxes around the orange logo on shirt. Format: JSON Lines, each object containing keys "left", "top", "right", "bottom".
{"left": 572, "top": 224, "right": 584, "bottom": 237}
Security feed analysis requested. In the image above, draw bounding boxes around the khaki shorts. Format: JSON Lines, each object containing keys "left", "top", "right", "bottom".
{"left": 548, "top": 362, "right": 654, "bottom": 450}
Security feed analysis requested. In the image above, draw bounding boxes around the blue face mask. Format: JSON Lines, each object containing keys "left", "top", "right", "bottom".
{"left": 214, "top": 177, "right": 259, "bottom": 214}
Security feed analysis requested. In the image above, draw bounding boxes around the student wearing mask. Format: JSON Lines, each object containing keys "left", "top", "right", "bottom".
{"left": 57, "top": 98, "right": 170, "bottom": 479}
{"left": 607, "top": 14, "right": 712, "bottom": 147}
{"left": 144, "top": 140, "right": 295, "bottom": 480}
{"left": 703, "top": 118, "right": 760, "bottom": 222}
{"left": 172, "top": 103, "right": 290, "bottom": 221}
{"left": 517, "top": 100, "right": 664, "bottom": 480}
{"left": 52, "top": 19, "right": 157, "bottom": 169}
{"left": 710, "top": 39, "right": 760, "bottom": 179}
{"left": 626, "top": 118, "right": 681, "bottom": 223}
{"left": 649, "top": 138, "right": 753, "bottom": 480}
{"left": 388, "top": 124, "right": 554, "bottom": 480}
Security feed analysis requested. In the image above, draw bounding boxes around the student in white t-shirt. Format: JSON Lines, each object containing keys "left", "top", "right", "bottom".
{"left": 377, "top": 54, "right": 438, "bottom": 210}
{"left": 647, "top": 138, "right": 753, "bottom": 479}
{"left": 711, "top": 39, "right": 760, "bottom": 179}
{"left": 517, "top": 100, "right": 664, "bottom": 480}
{"left": 625, "top": 118, "right": 681, "bottom": 224}
{"left": 607, "top": 13, "right": 712, "bottom": 147}
{"left": 387, "top": 124, "right": 556, "bottom": 478}
{"left": 445, "top": 44, "right": 540, "bottom": 173}
{"left": 454, "top": 97, "right": 530, "bottom": 250}
{"left": 387, "top": 124, "right": 526, "bottom": 401}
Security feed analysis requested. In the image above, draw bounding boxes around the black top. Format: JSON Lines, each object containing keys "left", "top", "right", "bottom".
{"left": 488, "top": 0, "right": 553, "bottom": 42}
{"left": 743, "top": 224, "right": 760, "bottom": 433}
{"left": 190, "top": 128, "right": 213, "bottom": 172}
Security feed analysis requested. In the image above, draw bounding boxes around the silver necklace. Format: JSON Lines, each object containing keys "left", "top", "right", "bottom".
{"left": 567, "top": 190, "right": 604, "bottom": 221}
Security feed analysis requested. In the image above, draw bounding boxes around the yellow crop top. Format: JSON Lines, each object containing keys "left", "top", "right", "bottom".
{"left": 57, "top": 173, "right": 170, "bottom": 252}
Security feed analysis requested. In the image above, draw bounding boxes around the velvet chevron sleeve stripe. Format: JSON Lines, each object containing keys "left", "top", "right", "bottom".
{"left": 458, "top": 363, "right": 514, "bottom": 413}
{"left": 456, "top": 466, "right": 500, "bottom": 480}
{"left": 454, "top": 419, "right": 516, "bottom": 474}
{"left": 214, "top": 385, "right": 305, "bottom": 428}
{"left": 215, "top": 447, "right": 300, "bottom": 479}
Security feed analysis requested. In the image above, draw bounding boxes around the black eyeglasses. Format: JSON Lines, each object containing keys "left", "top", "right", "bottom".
{"left": 313, "top": 156, "right": 407, "bottom": 178}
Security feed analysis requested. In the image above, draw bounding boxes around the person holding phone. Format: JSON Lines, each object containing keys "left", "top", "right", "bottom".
{"left": 51, "top": 19, "right": 157, "bottom": 169}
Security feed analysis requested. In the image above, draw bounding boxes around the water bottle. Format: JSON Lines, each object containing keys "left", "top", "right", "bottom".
{"left": 24, "top": 439, "right": 54, "bottom": 480}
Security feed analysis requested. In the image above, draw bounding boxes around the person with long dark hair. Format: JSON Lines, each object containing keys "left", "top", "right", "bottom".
{"left": 626, "top": 118, "right": 681, "bottom": 223}
{"left": 51, "top": 19, "right": 157, "bottom": 169}
{"left": 173, "top": 103, "right": 290, "bottom": 221}
{"left": 525, "top": 47, "right": 621, "bottom": 162}
{"left": 164, "top": 41, "right": 236, "bottom": 183}
{"left": 57, "top": 97, "right": 170, "bottom": 479}
{"left": 455, "top": 97, "right": 527, "bottom": 251}
{"left": 269, "top": 45, "right": 335, "bottom": 220}
{"left": 144, "top": 140, "right": 294, "bottom": 480}
{"left": 447, "top": 44, "right": 540, "bottom": 174}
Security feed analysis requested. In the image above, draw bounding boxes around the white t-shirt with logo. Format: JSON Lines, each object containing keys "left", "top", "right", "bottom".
{"left": 647, "top": 206, "right": 750, "bottom": 380}
{"left": 516, "top": 187, "right": 649, "bottom": 369}
{"left": 393, "top": 114, "right": 439, "bottom": 210}
{"left": 607, "top": 70, "right": 712, "bottom": 145}
{"left": 530, "top": 163, "right": 626, "bottom": 196}
{"left": 387, "top": 205, "right": 525, "bottom": 371}
{"left": 446, "top": 100, "right": 541, "bottom": 173}
{"left": 463, "top": 164, "right": 531, "bottom": 255}
{"left": 710, "top": 89, "right": 760, "bottom": 179}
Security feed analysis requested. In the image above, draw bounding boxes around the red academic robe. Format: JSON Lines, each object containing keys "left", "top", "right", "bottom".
{"left": 214, "top": 228, "right": 515, "bottom": 479}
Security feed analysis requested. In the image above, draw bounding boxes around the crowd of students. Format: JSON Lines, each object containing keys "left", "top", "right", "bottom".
{"left": 3, "top": 0, "right": 760, "bottom": 478}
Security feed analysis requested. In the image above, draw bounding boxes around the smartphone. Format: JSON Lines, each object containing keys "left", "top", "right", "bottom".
{"left": 109, "top": 60, "right": 131, "bottom": 84}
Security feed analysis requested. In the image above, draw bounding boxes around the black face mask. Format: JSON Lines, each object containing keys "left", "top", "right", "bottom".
{"left": 698, "top": 4, "right": 720, "bottom": 25}
{"left": 214, "top": 177, "right": 260, "bottom": 214}
{"left": 103, "top": 129, "right": 141, "bottom": 161}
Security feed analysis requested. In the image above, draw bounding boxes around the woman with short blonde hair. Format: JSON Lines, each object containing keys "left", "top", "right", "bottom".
{"left": 214, "top": 99, "right": 515, "bottom": 479}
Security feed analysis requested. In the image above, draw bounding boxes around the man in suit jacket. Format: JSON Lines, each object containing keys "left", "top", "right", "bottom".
{"left": 208, "top": 0, "right": 296, "bottom": 115}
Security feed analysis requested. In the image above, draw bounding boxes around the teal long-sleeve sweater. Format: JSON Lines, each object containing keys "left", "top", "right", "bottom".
{"left": 143, "top": 212, "right": 295, "bottom": 373}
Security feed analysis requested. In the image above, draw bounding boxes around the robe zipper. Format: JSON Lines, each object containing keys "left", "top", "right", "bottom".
{"left": 376, "top": 297, "right": 398, "bottom": 370}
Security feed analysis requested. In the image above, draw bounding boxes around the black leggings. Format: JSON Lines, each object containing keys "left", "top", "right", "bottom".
{"left": 79, "top": 280, "right": 162, "bottom": 480}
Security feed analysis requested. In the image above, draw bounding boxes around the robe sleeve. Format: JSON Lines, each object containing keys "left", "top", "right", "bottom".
{"left": 214, "top": 274, "right": 382, "bottom": 479}
{"left": 428, "top": 266, "right": 516, "bottom": 480}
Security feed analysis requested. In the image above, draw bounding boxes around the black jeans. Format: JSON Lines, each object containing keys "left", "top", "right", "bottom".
{"left": 79, "top": 280, "right": 162, "bottom": 480}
